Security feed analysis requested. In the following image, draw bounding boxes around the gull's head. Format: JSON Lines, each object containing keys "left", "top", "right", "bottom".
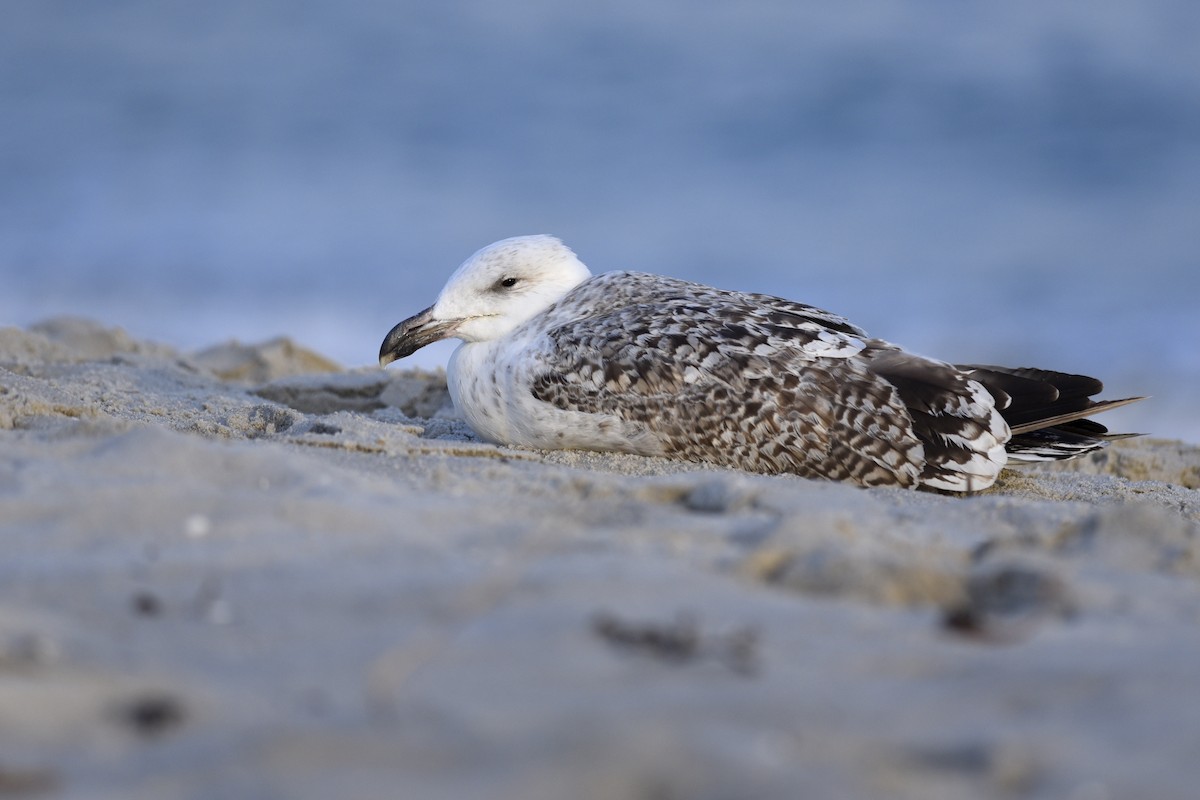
{"left": 379, "top": 235, "right": 591, "bottom": 366}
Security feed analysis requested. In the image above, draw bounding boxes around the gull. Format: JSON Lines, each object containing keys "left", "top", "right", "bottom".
{"left": 380, "top": 235, "right": 1141, "bottom": 492}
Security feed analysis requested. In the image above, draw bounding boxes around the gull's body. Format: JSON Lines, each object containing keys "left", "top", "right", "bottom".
{"left": 380, "top": 235, "right": 1139, "bottom": 492}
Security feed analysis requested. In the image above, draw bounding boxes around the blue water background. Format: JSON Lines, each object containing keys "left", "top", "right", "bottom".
{"left": 3, "top": 2, "right": 1198, "bottom": 440}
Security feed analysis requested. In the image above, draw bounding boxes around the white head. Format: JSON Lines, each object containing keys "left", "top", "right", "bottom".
{"left": 379, "top": 235, "right": 592, "bottom": 365}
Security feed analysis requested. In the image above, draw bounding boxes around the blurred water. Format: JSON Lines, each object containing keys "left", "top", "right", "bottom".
{"left": 3, "top": 1, "right": 1198, "bottom": 440}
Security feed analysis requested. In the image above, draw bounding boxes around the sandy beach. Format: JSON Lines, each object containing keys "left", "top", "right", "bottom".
{"left": 2, "top": 317, "right": 1198, "bottom": 799}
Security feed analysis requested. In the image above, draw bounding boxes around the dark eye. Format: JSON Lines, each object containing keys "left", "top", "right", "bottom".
{"left": 499, "top": 277, "right": 518, "bottom": 288}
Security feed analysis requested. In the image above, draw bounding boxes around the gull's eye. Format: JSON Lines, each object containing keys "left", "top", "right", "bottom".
{"left": 499, "top": 277, "right": 518, "bottom": 289}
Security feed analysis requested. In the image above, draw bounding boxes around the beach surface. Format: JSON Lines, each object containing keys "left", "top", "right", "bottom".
{"left": 2, "top": 318, "right": 1198, "bottom": 800}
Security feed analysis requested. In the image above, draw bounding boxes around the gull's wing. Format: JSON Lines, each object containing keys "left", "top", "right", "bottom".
{"left": 527, "top": 272, "right": 929, "bottom": 487}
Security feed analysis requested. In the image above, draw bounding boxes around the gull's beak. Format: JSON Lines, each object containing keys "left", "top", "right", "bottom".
{"left": 379, "top": 306, "right": 460, "bottom": 366}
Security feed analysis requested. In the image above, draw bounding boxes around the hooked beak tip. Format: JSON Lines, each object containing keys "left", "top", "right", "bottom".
{"left": 379, "top": 305, "right": 455, "bottom": 367}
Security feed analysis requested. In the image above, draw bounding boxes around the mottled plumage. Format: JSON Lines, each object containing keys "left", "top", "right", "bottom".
{"left": 380, "top": 235, "right": 1141, "bottom": 492}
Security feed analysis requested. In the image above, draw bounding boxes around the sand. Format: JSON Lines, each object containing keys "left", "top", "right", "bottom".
{"left": 2, "top": 318, "right": 1198, "bottom": 800}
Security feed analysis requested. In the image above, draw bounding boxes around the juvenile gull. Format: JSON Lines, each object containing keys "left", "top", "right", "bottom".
{"left": 380, "top": 235, "right": 1141, "bottom": 492}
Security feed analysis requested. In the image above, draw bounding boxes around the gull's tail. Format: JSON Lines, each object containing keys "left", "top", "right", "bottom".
{"left": 960, "top": 365, "right": 1145, "bottom": 463}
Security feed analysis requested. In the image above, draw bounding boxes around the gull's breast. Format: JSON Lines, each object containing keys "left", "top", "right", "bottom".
{"left": 447, "top": 337, "right": 663, "bottom": 456}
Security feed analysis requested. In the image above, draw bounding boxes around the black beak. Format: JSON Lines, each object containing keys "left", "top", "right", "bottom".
{"left": 379, "top": 306, "right": 460, "bottom": 366}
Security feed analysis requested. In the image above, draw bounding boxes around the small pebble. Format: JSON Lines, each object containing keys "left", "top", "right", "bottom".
{"left": 131, "top": 591, "right": 161, "bottom": 617}
{"left": 116, "top": 693, "right": 187, "bottom": 738}
{"left": 184, "top": 514, "right": 211, "bottom": 538}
